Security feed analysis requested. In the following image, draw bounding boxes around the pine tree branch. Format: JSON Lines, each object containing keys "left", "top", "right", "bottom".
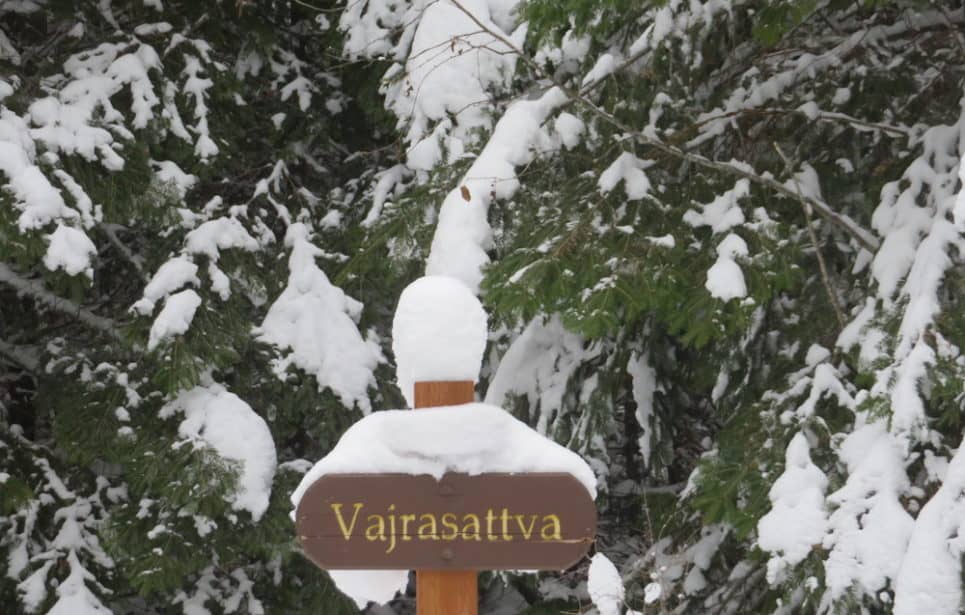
{"left": 0, "top": 263, "right": 126, "bottom": 344}
{"left": 772, "top": 142, "right": 847, "bottom": 331}
{"left": 682, "top": 106, "right": 911, "bottom": 139}
{"left": 101, "top": 224, "right": 150, "bottom": 283}
{"left": 0, "top": 339, "right": 39, "bottom": 372}
{"left": 579, "top": 102, "right": 881, "bottom": 251}
{"left": 446, "top": 0, "right": 882, "bottom": 253}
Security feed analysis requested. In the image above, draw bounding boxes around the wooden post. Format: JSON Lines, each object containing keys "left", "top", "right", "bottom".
{"left": 414, "top": 380, "right": 478, "bottom": 615}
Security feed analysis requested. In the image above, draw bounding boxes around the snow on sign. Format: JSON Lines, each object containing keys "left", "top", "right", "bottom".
{"left": 295, "top": 472, "right": 596, "bottom": 569}
{"left": 291, "top": 276, "right": 598, "bottom": 603}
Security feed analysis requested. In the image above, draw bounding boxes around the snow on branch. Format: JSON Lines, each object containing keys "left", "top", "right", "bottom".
{"left": 445, "top": 0, "right": 881, "bottom": 254}
{"left": 0, "top": 263, "right": 125, "bottom": 343}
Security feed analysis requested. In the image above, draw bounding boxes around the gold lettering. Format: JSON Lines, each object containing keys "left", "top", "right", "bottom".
{"left": 365, "top": 514, "right": 385, "bottom": 542}
{"left": 387, "top": 505, "right": 397, "bottom": 554}
{"left": 441, "top": 513, "right": 459, "bottom": 541}
{"left": 486, "top": 509, "right": 498, "bottom": 541}
{"left": 400, "top": 514, "right": 416, "bottom": 542}
{"left": 515, "top": 514, "right": 537, "bottom": 540}
{"left": 540, "top": 514, "right": 562, "bottom": 541}
{"left": 417, "top": 514, "right": 438, "bottom": 541}
{"left": 331, "top": 503, "right": 363, "bottom": 541}
{"left": 461, "top": 513, "right": 481, "bottom": 541}
{"left": 358, "top": 506, "right": 559, "bottom": 546}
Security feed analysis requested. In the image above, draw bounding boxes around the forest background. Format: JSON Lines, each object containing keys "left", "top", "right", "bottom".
{"left": 1, "top": 0, "right": 964, "bottom": 613}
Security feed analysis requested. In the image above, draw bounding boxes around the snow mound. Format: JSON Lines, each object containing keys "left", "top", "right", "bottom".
{"left": 43, "top": 224, "right": 97, "bottom": 278}
{"left": 893, "top": 441, "right": 965, "bottom": 614}
{"left": 256, "top": 223, "right": 381, "bottom": 412}
{"left": 823, "top": 421, "right": 913, "bottom": 600}
{"left": 757, "top": 432, "right": 828, "bottom": 583}
{"left": 705, "top": 233, "right": 748, "bottom": 301}
{"left": 147, "top": 289, "right": 201, "bottom": 350}
{"left": 290, "top": 402, "right": 597, "bottom": 608}
{"left": 587, "top": 553, "right": 625, "bottom": 615}
{"left": 598, "top": 151, "right": 651, "bottom": 201}
{"left": 424, "top": 87, "right": 568, "bottom": 292}
{"left": 291, "top": 403, "right": 596, "bottom": 507}
{"left": 161, "top": 382, "right": 277, "bottom": 521}
{"left": 392, "top": 276, "right": 487, "bottom": 407}
{"left": 133, "top": 256, "right": 200, "bottom": 315}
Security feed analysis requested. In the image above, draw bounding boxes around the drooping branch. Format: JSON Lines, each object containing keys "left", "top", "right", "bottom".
{"left": 0, "top": 263, "right": 126, "bottom": 344}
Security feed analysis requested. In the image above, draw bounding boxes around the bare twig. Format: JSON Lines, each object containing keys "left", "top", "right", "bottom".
{"left": 772, "top": 143, "right": 846, "bottom": 330}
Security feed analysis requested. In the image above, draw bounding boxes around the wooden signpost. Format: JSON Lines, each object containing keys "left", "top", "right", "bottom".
{"left": 296, "top": 472, "right": 596, "bottom": 570}
{"left": 295, "top": 380, "right": 597, "bottom": 614}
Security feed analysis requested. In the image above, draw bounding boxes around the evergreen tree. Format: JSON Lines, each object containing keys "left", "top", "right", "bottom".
{"left": 1, "top": 0, "right": 963, "bottom": 614}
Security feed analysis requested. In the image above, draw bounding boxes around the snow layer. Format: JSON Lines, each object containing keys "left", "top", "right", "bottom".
{"left": 627, "top": 351, "right": 658, "bottom": 465}
{"left": 46, "top": 551, "right": 111, "bottom": 615}
{"left": 486, "top": 315, "right": 591, "bottom": 436}
{"left": 184, "top": 217, "right": 259, "bottom": 260}
{"left": 683, "top": 179, "right": 749, "bottom": 233}
{"left": 893, "top": 441, "right": 965, "bottom": 614}
{"left": 377, "top": 0, "right": 519, "bottom": 167}
{"left": 705, "top": 233, "right": 748, "bottom": 301}
{"left": 598, "top": 152, "right": 651, "bottom": 201}
{"left": 147, "top": 289, "right": 201, "bottom": 350}
{"left": 256, "top": 223, "right": 381, "bottom": 412}
{"left": 161, "top": 382, "right": 276, "bottom": 521}
{"left": 391, "top": 275, "right": 487, "bottom": 407}
{"left": 132, "top": 256, "right": 200, "bottom": 315}
{"left": 291, "top": 403, "right": 596, "bottom": 505}
{"left": 43, "top": 225, "right": 97, "bottom": 277}
{"left": 823, "top": 421, "right": 913, "bottom": 601}
{"left": 290, "top": 402, "right": 597, "bottom": 607}
{"left": 587, "top": 553, "right": 625, "bottom": 615}
{"left": 0, "top": 108, "right": 75, "bottom": 228}
{"left": 757, "top": 433, "right": 828, "bottom": 583}
{"left": 425, "top": 87, "right": 567, "bottom": 292}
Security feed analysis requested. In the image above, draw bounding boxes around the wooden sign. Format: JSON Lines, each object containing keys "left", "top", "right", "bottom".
{"left": 296, "top": 472, "right": 596, "bottom": 570}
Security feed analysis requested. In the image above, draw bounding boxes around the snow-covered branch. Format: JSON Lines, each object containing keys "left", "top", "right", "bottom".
{"left": 0, "top": 263, "right": 125, "bottom": 343}
{"left": 446, "top": 0, "right": 882, "bottom": 253}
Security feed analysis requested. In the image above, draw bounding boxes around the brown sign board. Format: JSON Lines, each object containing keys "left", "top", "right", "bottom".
{"left": 296, "top": 473, "right": 597, "bottom": 570}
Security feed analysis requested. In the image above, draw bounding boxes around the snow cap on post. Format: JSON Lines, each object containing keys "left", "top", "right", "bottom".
{"left": 392, "top": 275, "right": 487, "bottom": 407}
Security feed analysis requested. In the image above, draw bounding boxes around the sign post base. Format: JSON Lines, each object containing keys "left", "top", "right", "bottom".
{"left": 415, "top": 381, "right": 478, "bottom": 615}
{"left": 417, "top": 570, "right": 477, "bottom": 615}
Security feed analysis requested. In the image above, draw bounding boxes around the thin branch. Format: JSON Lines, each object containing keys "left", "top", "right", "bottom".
{"left": 101, "top": 224, "right": 150, "bottom": 283}
{"left": 685, "top": 106, "right": 911, "bottom": 138}
{"left": 446, "top": 0, "right": 881, "bottom": 253}
{"left": 0, "top": 263, "right": 126, "bottom": 344}
{"left": 772, "top": 143, "right": 846, "bottom": 330}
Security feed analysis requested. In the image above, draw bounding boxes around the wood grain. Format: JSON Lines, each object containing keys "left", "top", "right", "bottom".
{"left": 416, "top": 380, "right": 477, "bottom": 615}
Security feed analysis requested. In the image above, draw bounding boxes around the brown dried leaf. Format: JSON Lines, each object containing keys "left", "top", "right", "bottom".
{"left": 460, "top": 185, "right": 471, "bottom": 202}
